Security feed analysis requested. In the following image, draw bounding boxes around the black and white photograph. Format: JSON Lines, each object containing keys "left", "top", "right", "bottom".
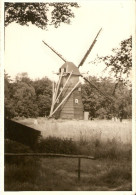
{"left": 0, "top": 0, "right": 135, "bottom": 193}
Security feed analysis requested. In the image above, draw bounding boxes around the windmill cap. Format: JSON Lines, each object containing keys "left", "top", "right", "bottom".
{"left": 60, "top": 62, "right": 81, "bottom": 75}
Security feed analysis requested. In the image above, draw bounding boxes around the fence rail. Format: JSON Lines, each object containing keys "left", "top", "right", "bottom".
{"left": 5, "top": 153, "right": 95, "bottom": 181}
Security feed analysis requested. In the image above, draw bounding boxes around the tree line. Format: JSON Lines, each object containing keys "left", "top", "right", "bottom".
{"left": 5, "top": 72, "right": 131, "bottom": 120}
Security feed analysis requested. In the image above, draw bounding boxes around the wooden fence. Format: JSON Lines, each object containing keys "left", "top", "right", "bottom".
{"left": 5, "top": 153, "right": 95, "bottom": 181}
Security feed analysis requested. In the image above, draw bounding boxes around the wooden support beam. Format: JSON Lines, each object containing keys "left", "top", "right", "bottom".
{"left": 50, "top": 69, "right": 64, "bottom": 115}
{"left": 53, "top": 69, "right": 64, "bottom": 103}
{"left": 54, "top": 71, "right": 73, "bottom": 105}
{"left": 50, "top": 80, "right": 55, "bottom": 116}
{"left": 49, "top": 81, "right": 80, "bottom": 118}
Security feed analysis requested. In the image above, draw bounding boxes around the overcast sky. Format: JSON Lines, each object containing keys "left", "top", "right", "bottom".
{"left": 5, "top": 0, "right": 133, "bottom": 81}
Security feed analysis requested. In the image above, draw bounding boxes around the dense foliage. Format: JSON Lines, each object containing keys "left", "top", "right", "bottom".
{"left": 5, "top": 72, "right": 52, "bottom": 119}
{"left": 92, "top": 37, "right": 132, "bottom": 85}
{"left": 5, "top": 2, "right": 79, "bottom": 29}
{"left": 81, "top": 76, "right": 131, "bottom": 119}
{"left": 5, "top": 72, "right": 131, "bottom": 119}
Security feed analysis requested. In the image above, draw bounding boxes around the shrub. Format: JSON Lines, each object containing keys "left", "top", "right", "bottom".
{"left": 36, "top": 136, "right": 132, "bottom": 161}
{"left": 37, "top": 137, "right": 78, "bottom": 154}
{"left": 93, "top": 138, "right": 132, "bottom": 160}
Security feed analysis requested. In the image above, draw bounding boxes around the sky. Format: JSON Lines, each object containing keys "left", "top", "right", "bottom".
{"left": 4, "top": 0, "right": 133, "bottom": 81}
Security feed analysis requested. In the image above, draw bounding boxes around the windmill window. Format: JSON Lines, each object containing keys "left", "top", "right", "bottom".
{"left": 59, "top": 68, "right": 66, "bottom": 74}
{"left": 75, "top": 99, "right": 78, "bottom": 104}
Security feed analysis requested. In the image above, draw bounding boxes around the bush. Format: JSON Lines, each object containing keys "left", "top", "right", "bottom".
{"left": 36, "top": 136, "right": 132, "bottom": 161}
{"left": 37, "top": 137, "right": 78, "bottom": 154}
{"left": 93, "top": 138, "right": 132, "bottom": 160}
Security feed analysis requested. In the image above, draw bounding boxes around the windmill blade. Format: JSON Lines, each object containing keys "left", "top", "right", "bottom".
{"left": 42, "top": 40, "right": 67, "bottom": 62}
{"left": 78, "top": 28, "right": 102, "bottom": 68}
{"left": 81, "top": 76, "right": 114, "bottom": 102}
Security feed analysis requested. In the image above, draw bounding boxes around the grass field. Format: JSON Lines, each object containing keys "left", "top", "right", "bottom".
{"left": 5, "top": 118, "right": 132, "bottom": 191}
{"left": 18, "top": 118, "right": 132, "bottom": 144}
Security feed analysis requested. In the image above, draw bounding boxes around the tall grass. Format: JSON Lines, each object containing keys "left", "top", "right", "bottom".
{"left": 19, "top": 118, "right": 131, "bottom": 144}
{"left": 16, "top": 118, "right": 132, "bottom": 159}
{"left": 36, "top": 136, "right": 131, "bottom": 161}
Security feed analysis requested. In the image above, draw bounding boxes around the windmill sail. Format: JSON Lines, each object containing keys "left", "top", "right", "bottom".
{"left": 42, "top": 40, "right": 67, "bottom": 62}
{"left": 78, "top": 28, "right": 102, "bottom": 68}
{"left": 82, "top": 76, "right": 114, "bottom": 102}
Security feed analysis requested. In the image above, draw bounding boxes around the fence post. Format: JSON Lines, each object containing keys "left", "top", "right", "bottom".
{"left": 78, "top": 158, "right": 81, "bottom": 181}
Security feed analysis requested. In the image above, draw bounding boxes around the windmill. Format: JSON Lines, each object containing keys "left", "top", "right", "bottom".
{"left": 43, "top": 28, "right": 113, "bottom": 120}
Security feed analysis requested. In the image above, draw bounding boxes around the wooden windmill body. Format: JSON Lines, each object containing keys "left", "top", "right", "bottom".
{"left": 43, "top": 28, "right": 112, "bottom": 120}
{"left": 56, "top": 62, "right": 84, "bottom": 119}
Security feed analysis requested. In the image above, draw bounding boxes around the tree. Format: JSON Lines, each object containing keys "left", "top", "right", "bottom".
{"left": 4, "top": 72, "right": 17, "bottom": 119}
{"left": 92, "top": 37, "right": 132, "bottom": 85}
{"left": 33, "top": 77, "right": 52, "bottom": 116}
{"left": 4, "top": 72, "right": 11, "bottom": 98}
{"left": 89, "top": 37, "right": 132, "bottom": 120}
{"left": 15, "top": 72, "right": 32, "bottom": 84}
{"left": 4, "top": 72, "right": 53, "bottom": 119}
{"left": 37, "top": 94, "right": 51, "bottom": 117}
{"left": 81, "top": 76, "right": 114, "bottom": 118}
{"left": 12, "top": 81, "right": 39, "bottom": 118}
{"left": 81, "top": 76, "right": 132, "bottom": 119}
{"left": 113, "top": 82, "right": 132, "bottom": 119}
{"left": 5, "top": 3, "right": 79, "bottom": 29}
{"left": 5, "top": 72, "right": 39, "bottom": 118}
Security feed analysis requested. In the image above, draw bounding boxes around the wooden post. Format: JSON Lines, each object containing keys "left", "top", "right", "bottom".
{"left": 78, "top": 158, "right": 81, "bottom": 181}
